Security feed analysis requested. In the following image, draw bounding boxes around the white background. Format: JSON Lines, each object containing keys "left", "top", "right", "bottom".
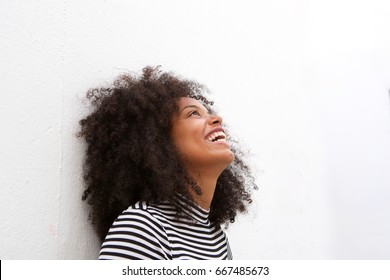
{"left": 0, "top": 0, "right": 389, "bottom": 259}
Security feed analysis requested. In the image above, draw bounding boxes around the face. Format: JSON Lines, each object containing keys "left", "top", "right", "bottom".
{"left": 171, "top": 97, "right": 234, "bottom": 175}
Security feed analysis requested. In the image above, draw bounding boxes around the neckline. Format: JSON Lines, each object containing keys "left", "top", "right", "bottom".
{"left": 173, "top": 194, "right": 210, "bottom": 224}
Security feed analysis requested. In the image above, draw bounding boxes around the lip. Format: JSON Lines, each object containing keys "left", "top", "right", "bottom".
{"left": 204, "top": 127, "right": 230, "bottom": 147}
{"left": 204, "top": 126, "right": 225, "bottom": 140}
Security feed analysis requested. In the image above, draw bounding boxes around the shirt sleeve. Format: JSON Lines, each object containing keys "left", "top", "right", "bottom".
{"left": 98, "top": 207, "right": 171, "bottom": 260}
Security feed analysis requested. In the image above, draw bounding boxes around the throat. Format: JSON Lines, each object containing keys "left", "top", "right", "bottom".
{"left": 188, "top": 175, "right": 218, "bottom": 210}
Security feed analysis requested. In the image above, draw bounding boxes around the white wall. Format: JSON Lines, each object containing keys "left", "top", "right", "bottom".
{"left": 1, "top": 0, "right": 389, "bottom": 259}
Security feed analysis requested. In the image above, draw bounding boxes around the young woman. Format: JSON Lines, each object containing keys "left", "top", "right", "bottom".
{"left": 79, "top": 66, "right": 256, "bottom": 260}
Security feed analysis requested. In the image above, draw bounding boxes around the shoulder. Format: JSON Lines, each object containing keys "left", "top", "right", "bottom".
{"left": 98, "top": 201, "right": 172, "bottom": 260}
{"left": 121, "top": 201, "right": 178, "bottom": 228}
{"left": 121, "top": 201, "right": 167, "bottom": 230}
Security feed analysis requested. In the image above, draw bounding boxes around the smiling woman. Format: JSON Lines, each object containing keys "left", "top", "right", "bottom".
{"left": 78, "top": 66, "right": 256, "bottom": 260}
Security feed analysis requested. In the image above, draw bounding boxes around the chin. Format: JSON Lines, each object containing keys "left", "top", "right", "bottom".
{"left": 220, "top": 151, "right": 235, "bottom": 168}
{"left": 226, "top": 151, "right": 234, "bottom": 162}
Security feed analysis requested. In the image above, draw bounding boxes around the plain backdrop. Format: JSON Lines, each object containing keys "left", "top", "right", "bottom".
{"left": 1, "top": 0, "right": 389, "bottom": 259}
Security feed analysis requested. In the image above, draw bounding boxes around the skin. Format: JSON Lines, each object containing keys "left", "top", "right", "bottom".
{"left": 171, "top": 97, "right": 234, "bottom": 210}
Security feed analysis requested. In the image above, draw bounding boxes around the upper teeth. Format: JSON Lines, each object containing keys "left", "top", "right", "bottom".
{"left": 207, "top": 131, "right": 226, "bottom": 142}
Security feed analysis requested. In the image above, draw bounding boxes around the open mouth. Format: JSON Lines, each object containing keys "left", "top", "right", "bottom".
{"left": 206, "top": 131, "right": 227, "bottom": 142}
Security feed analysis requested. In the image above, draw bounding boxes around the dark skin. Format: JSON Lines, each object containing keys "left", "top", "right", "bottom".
{"left": 79, "top": 67, "right": 255, "bottom": 240}
{"left": 171, "top": 97, "right": 234, "bottom": 209}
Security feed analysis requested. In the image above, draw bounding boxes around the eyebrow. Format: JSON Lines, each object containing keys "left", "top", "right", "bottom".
{"left": 181, "top": 105, "right": 201, "bottom": 112}
{"left": 181, "top": 105, "right": 210, "bottom": 114}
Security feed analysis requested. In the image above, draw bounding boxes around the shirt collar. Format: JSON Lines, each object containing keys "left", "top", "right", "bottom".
{"left": 173, "top": 193, "right": 210, "bottom": 224}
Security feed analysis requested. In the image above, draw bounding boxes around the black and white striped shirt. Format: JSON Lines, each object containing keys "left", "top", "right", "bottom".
{"left": 99, "top": 199, "right": 233, "bottom": 260}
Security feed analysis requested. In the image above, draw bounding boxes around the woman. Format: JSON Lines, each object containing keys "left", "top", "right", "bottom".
{"left": 79, "top": 66, "right": 256, "bottom": 259}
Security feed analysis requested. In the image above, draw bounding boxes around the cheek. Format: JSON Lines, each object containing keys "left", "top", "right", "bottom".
{"left": 172, "top": 132, "right": 205, "bottom": 165}
{"left": 174, "top": 133, "right": 203, "bottom": 155}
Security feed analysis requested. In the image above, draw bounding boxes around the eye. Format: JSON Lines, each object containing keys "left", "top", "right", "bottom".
{"left": 189, "top": 110, "right": 200, "bottom": 117}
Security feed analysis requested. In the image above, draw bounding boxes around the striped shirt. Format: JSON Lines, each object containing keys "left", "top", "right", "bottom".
{"left": 99, "top": 199, "right": 233, "bottom": 260}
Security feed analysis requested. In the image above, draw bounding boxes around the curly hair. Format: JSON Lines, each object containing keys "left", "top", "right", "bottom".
{"left": 78, "top": 66, "right": 256, "bottom": 240}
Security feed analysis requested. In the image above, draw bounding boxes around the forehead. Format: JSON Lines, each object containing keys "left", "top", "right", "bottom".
{"left": 177, "top": 97, "right": 207, "bottom": 111}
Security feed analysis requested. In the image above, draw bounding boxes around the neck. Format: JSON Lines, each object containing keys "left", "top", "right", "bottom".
{"left": 187, "top": 169, "right": 221, "bottom": 210}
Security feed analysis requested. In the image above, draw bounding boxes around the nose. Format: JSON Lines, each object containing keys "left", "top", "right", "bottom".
{"left": 208, "top": 114, "right": 222, "bottom": 125}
